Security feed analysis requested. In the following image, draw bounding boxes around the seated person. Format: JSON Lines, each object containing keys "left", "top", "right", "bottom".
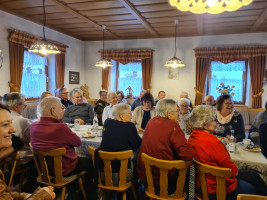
{"left": 31, "top": 97, "right": 95, "bottom": 198}
{"left": 179, "top": 91, "right": 193, "bottom": 110}
{"left": 178, "top": 98, "right": 192, "bottom": 135}
{"left": 204, "top": 95, "right": 216, "bottom": 106}
{"left": 102, "top": 92, "right": 118, "bottom": 124}
{"left": 0, "top": 104, "right": 55, "bottom": 199}
{"left": 40, "top": 91, "right": 53, "bottom": 101}
{"left": 132, "top": 93, "right": 156, "bottom": 132}
{"left": 131, "top": 90, "right": 146, "bottom": 111}
{"left": 100, "top": 103, "right": 142, "bottom": 184}
{"left": 117, "top": 90, "right": 128, "bottom": 104}
{"left": 137, "top": 99, "right": 193, "bottom": 186}
{"left": 54, "top": 88, "right": 60, "bottom": 97}
{"left": 214, "top": 94, "right": 245, "bottom": 142}
{"left": 155, "top": 90, "right": 166, "bottom": 105}
{"left": 248, "top": 101, "right": 267, "bottom": 145}
{"left": 2, "top": 93, "right": 33, "bottom": 165}
{"left": 70, "top": 89, "right": 88, "bottom": 104}
{"left": 259, "top": 121, "right": 267, "bottom": 158}
{"left": 0, "top": 134, "right": 24, "bottom": 159}
{"left": 94, "top": 90, "right": 109, "bottom": 115}
{"left": 63, "top": 88, "right": 94, "bottom": 125}
{"left": 188, "top": 105, "right": 256, "bottom": 200}
{"left": 59, "top": 88, "right": 73, "bottom": 108}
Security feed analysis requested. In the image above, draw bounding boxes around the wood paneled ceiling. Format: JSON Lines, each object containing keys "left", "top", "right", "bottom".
{"left": 1, "top": 0, "right": 267, "bottom": 41}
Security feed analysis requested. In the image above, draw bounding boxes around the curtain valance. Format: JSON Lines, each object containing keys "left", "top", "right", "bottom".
{"left": 100, "top": 49, "right": 153, "bottom": 65}
{"left": 9, "top": 29, "right": 68, "bottom": 54}
{"left": 194, "top": 46, "right": 267, "bottom": 64}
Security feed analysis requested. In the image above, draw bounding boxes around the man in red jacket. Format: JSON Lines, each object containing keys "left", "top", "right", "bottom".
{"left": 31, "top": 96, "right": 96, "bottom": 199}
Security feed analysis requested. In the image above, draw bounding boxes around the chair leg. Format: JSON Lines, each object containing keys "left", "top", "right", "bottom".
{"left": 131, "top": 184, "right": 137, "bottom": 200}
{"left": 78, "top": 177, "right": 87, "bottom": 200}
{"left": 18, "top": 172, "right": 25, "bottom": 192}
{"left": 122, "top": 191, "right": 126, "bottom": 200}
{"left": 61, "top": 187, "right": 66, "bottom": 200}
{"left": 99, "top": 188, "right": 104, "bottom": 199}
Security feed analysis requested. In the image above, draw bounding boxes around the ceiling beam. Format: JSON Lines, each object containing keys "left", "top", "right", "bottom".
{"left": 250, "top": 4, "right": 267, "bottom": 31}
{"left": 118, "top": 0, "right": 159, "bottom": 37}
{"left": 51, "top": 0, "right": 119, "bottom": 39}
{"left": 196, "top": 15, "right": 203, "bottom": 35}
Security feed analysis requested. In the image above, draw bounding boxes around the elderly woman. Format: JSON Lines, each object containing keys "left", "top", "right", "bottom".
{"left": 214, "top": 94, "right": 245, "bottom": 142}
{"left": 100, "top": 103, "right": 142, "bottom": 183}
{"left": 117, "top": 90, "right": 128, "bottom": 104}
{"left": 0, "top": 104, "right": 55, "bottom": 199}
{"left": 188, "top": 105, "right": 256, "bottom": 199}
{"left": 132, "top": 93, "right": 156, "bottom": 131}
{"left": 94, "top": 90, "right": 109, "bottom": 115}
{"left": 178, "top": 98, "right": 192, "bottom": 135}
{"left": 63, "top": 88, "right": 94, "bottom": 125}
{"left": 40, "top": 91, "right": 53, "bottom": 101}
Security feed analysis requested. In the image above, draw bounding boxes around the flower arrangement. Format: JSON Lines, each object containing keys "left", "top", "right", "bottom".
{"left": 216, "top": 82, "right": 235, "bottom": 96}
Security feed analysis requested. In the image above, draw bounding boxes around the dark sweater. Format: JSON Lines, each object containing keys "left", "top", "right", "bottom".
{"left": 63, "top": 103, "right": 94, "bottom": 124}
{"left": 60, "top": 99, "right": 73, "bottom": 108}
{"left": 100, "top": 118, "right": 142, "bottom": 172}
{"left": 215, "top": 111, "right": 245, "bottom": 142}
{"left": 94, "top": 99, "right": 109, "bottom": 114}
{"left": 259, "top": 122, "right": 267, "bottom": 158}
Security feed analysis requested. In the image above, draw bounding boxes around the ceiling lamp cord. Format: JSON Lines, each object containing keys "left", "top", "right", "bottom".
{"left": 174, "top": 20, "right": 177, "bottom": 58}
{"left": 43, "top": 0, "right": 46, "bottom": 41}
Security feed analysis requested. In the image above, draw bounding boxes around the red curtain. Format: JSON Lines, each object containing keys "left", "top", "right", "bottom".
{"left": 141, "top": 58, "right": 153, "bottom": 92}
{"left": 55, "top": 54, "right": 65, "bottom": 88}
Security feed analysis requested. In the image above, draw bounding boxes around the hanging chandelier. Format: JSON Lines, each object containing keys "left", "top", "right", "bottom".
{"left": 165, "top": 20, "right": 185, "bottom": 68}
{"left": 169, "top": 0, "right": 253, "bottom": 14}
{"left": 95, "top": 25, "right": 112, "bottom": 68}
{"left": 29, "top": 0, "right": 60, "bottom": 55}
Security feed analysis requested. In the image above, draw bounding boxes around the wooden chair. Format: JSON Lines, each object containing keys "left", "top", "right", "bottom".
{"left": 194, "top": 160, "right": 232, "bottom": 200}
{"left": 237, "top": 194, "right": 267, "bottom": 200}
{"left": 141, "top": 153, "right": 191, "bottom": 200}
{"left": 97, "top": 114, "right": 103, "bottom": 126}
{"left": 0, "top": 151, "right": 20, "bottom": 188}
{"left": 88, "top": 147, "right": 137, "bottom": 200}
{"left": 29, "top": 144, "right": 87, "bottom": 200}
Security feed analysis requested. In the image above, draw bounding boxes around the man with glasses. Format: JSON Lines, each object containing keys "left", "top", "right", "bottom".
{"left": 59, "top": 88, "right": 73, "bottom": 108}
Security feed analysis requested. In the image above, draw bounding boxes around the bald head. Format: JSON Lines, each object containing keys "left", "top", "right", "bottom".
{"left": 38, "top": 96, "right": 64, "bottom": 120}
{"left": 204, "top": 95, "right": 215, "bottom": 106}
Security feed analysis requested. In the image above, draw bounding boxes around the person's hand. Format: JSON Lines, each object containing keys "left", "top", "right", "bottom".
{"left": 42, "top": 186, "right": 55, "bottom": 199}
{"left": 75, "top": 119, "right": 85, "bottom": 125}
{"left": 30, "top": 186, "right": 55, "bottom": 199}
{"left": 137, "top": 127, "right": 144, "bottom": 133}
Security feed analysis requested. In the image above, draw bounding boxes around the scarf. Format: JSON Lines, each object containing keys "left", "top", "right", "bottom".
{"left": 217, "top": 110, "right": 234, "bottom": 124}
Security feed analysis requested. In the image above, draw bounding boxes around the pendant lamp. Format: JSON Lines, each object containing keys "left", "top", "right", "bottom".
{"left": 165, "top": 20, "right": 185, "bottom": 68}
{"left": 29, "top": 0, "right": 60, "bottom": 55}
{"left": 95, "top": 25, "right": 112, "bottom": 68}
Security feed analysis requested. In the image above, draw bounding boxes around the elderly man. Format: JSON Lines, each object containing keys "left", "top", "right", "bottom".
{"left": 63, "top": 88, "right": 94, "bottom": 125}
{"left": 155, "top": 90, "right": 166, "bottom": 105}
{"left": 180, "top": 91, "right": 193, "bottom": 110}
{"left": 31, "top": 96, "right": 96, "bottom": 198}
{"left": 2, "top": 93, "right": 32, "bottom": 164}
{"left": 59, "top": 88, "right": 73, "bottom": 108}
{"left": 102, "top": 92, "right": 118, "bottom": 124}
{"left": 131, "top": 90, "right": 146, "bottom": 111}
{"left": 204, "top": 95, "right": 215, "bottom": 106}
{"left": 54, "top": 88, "right": 60, "bottom": 97}
{"left": 137, "top": 99, "right": 193, "bottom": 186}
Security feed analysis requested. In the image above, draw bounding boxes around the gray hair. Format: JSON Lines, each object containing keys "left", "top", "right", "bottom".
{"left": 54, "top": 88, "right": 60, "bottom": 96}
{"left": 99, "top": 90, "right": 108, "bottom": 96}
{"left": 2, "top": 93, "right": 25, "bottom": 109}
{"left": 112, "top": 103, "right": 131, "bottom": 119}
{"left": 178, "top": 98, "right": 190, "bottom": 106}
{"left": 156, "top": 99, "right": 177, "bottom": 118}
{"left": 38, "top": 96, "right": 61, "bottom": 116}
{"left": 180, "top": 91, "right": 188, "bottom": 98}
{"left": 71, "top": 88, "right": 83, "bottom": 98}
{"left": 108, "top": 92, "right": 116, "bottom": 99}
{"left": 190, "top": 105, "right": 216, "bottom": 129}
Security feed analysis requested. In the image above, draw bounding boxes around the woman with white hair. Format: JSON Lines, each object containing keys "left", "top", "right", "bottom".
{"left": 178, "top": 98, "right": 192, "bottom": 135}
{"left": 188, "top": 105, "right": 256, "bottom": 200}
{"left": 100, "top": 103, "right": 142, "bottom": 183}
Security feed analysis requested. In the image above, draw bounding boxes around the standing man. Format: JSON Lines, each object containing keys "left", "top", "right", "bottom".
{"left": 204, "top": 95, "right": 215, "bottom": 106}
{"left": 59, "top": 88, "right": 73, "bottom": 108}
{"left": 102, "top": 92, "right": 118, "bottom": 124}
{"left": 131, "top": 90, "right": 146, "bottom": 111}
{"left": 155, "top": 91, "right": 166, "bottom": 105}
{"left": 63, "top": 88, "right": 94, "bottom": 125}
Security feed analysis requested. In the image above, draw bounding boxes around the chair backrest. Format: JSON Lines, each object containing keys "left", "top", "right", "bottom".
{"left": 29, "top": 143, "right": 66, "bottom": 185}
{"left": 194, "top": 160, "right": 232, "bottom": 200}
{"left": 141, "top": 153, "right": 190, "bottom": 199}
{"left": 88, "top": 147, "right": 133, "bottom": 188}
{"left": 0, "top": 151, "right": 20, "bottom": 188}
{"left": 237, "top": 194, "right": 267, "bottom": 200}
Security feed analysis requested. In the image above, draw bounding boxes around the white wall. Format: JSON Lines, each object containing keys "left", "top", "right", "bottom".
{"left": 0, "top": 10, "right": 85, "bottom": 95}
{"left": 85, "top": 33, "right": 267, "bottom": 108}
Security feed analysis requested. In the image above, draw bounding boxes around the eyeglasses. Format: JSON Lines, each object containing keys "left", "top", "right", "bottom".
{"left": 61, "top": 92, "right": 69, "bottom": 95}
{"left": 224, "top": 102, "right": 233, "bottom": 105}
{"left": 180, "top": 105, "right": 189, "bottom": 108}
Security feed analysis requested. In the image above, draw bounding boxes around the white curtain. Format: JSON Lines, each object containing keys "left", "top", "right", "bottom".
{"left": 21, "top": 51, "right": 47, "bottom": 98}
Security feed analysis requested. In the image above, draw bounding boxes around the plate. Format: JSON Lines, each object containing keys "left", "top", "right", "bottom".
{"left": 245, "top": 148, "right": 261, "bottom": 152}
{"left": 245, "top": 145, "right": 261, "bottom": 152}
{"left": 82, "top": 135, "right": 96, "bottom": 139}
{"left": 82, "top": 132, "right": 96, "bottom": 138}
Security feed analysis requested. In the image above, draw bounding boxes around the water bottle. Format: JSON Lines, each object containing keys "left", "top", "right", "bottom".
{"left": 228, "top": 130, "right": 235, "bottom": 152}
{"left": 92, "top": 112, "right": 98, "bottom": 135}
{"left": 74, "top": 120, "right": 80, "bottom": 131}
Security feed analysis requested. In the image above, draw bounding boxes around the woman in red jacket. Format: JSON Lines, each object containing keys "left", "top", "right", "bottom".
{"left": 188, "top": 105, "right": 255, "bottom": 200}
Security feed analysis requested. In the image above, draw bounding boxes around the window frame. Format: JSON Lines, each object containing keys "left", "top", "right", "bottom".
{"left": 206, "top": 59, "right": 248, "bottom": 105}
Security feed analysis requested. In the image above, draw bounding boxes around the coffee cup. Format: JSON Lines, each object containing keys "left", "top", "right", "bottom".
{"left": 243, "top": 139, "right": 251, "bottom": 146}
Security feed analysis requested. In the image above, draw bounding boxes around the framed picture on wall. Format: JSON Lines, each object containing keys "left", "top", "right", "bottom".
{"left": 69, "top": 71, "right": 80, "bottom": 84}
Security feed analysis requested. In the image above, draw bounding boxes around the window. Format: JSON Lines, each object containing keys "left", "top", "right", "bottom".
{"left": 110, "top": 60, "right": 142, "bottom": 97}
{"left": 207, "top": 60, "right": 247, "bottom": 104}
{"left": 21, "top": 51, "right": 48, "bottom": 98}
